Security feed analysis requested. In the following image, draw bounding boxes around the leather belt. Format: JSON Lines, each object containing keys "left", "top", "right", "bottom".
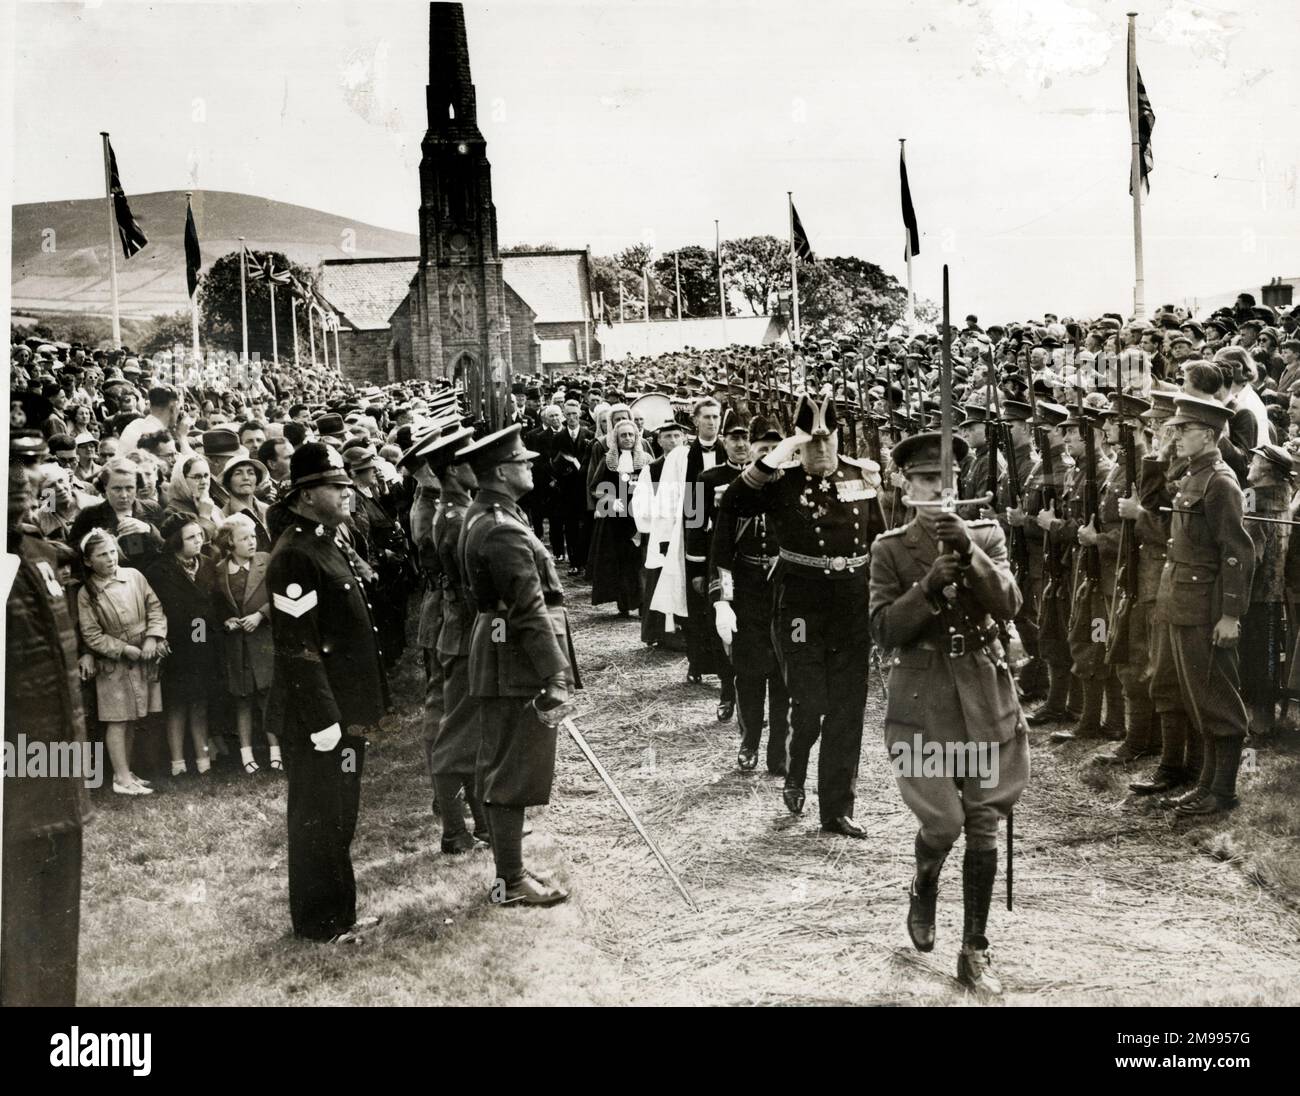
{"left": 778, "top": 547, "right": 870, "bottom": 573}
{"left": 739, "top": 553, "right": 776, "bottom": 569}
{"left": 914, "top": 634, "right": 1001, "bottom": 660}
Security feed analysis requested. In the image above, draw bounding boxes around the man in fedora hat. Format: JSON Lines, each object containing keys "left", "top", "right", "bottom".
{"left": 869, "top": 430, "right": 1027, "bottom": 999}
{"left": 719, "top": 393, "right": 887, "bottom": 838}
{"left": 457, "top": 425, "right": 579, "bottom": 906}
{"left": 265, "top": 442, "right": 390, "bottom": 943}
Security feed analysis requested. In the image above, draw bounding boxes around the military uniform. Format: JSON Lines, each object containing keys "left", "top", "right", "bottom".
{"left": 1155, "top": 398, "right": 1254, "bottom": 814}
{"left": 706, "top": 440, "right": 789, "bottom": 771}
{"left": 686, "top": 458, "right": 742, "bottom": 718}
{"left": 459, "top": 425, "right": 580, "bottom": 904}
{"left": 721, "top": 396, "right": 886, "bottom": 830}
{"left": 870, "top": 431, "right": 1029, "bottom": 998}
{"left": 266, "top": 448, "right": 389, "bottom": 942}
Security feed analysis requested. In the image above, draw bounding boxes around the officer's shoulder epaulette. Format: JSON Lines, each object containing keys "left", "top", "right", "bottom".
{"left": 840, "top": 455, "right": 881, "bottom": 473}
{"left": 875, "top": 524, "right": 907, "bottom": 540}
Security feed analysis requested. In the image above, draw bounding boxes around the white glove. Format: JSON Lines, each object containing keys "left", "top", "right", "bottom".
{"left": 310, "top": 723, "right": 342, "bottom": 752}
{"left": 714, "top": 601, "right": 737, "bottom": 646}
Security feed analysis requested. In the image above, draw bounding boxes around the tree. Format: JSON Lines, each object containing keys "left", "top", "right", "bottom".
{"left": 136, "top": 311, "right": 196, "bottom": 356}
{"left": 196, "top": 250, "right": 318, "bottom": 362}
{"left": 653, "top": 245, "right": 719, "bottom": 318}
{"left": 721, "top": 235, "right": 789, "bottom": 316}
{"left": 615, "top": 244, "right": 654, "bottom": 275}
{"left": 796, "top": 256, "right": 910, "bottom": 339}
{"left": 501, "top": 242, "right": 560, "bottom": 253}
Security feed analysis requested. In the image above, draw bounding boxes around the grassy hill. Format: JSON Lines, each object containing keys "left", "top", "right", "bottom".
{"left": 11, "top": 189, "right": 419, "bottom": 319}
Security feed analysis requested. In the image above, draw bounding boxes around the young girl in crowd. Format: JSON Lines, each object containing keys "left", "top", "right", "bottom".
{"left": 212, "top": 512, "right": 280, "bottom": 773}
{"left": 146, "top": 514, "right": 220, "bottom": 776}
{"left": 76, "top": 528, "right": 167, "bottom": 795}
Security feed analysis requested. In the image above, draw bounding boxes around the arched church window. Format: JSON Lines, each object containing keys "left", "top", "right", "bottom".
{"left": 448, "top": 277, "right": 478, "bottom": 338}
{"left": 448, "top": 103, "right": 456, "bottom": 120}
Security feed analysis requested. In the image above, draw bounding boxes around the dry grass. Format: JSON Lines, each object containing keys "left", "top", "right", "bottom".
{"left": 77, "top": 580, "right": 1300, "bottom": 1006}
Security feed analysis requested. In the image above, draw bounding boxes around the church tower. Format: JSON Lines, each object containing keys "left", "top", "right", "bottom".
{"left": 410, "top": 2, "right": 512, "bottom": 424}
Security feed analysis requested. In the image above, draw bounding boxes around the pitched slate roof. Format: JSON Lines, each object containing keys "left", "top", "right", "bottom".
{"left": 501, "top": 251, "right": 589, "bottom": 324}
{"left": 319, "top": 257, "right": 419, "bottom": 330}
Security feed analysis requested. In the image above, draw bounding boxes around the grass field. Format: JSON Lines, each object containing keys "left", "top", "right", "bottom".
{"left": 78, "top": 580, "right": 1300, "bottom": 1006}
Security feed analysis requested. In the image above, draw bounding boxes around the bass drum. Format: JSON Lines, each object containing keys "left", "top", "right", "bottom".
{"left": 628, "top": 392, "right": 674, "bottom": 434}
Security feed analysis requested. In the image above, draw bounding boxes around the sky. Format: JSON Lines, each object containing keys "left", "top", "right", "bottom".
{"left": 3, "top": 0, "right": 1299, "bottom": 320}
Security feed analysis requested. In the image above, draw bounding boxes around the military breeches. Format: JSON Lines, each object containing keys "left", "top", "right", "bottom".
{"left": 1148, "top": 611, "right": 1183, "bottom": 713}
{"left": 429, "top": 653, "right": 480, "bottom": 776}
{"left": 893, "top": 730, "right": 1029, "bottom": 853}
{"left": 1114, "top": 596, "right": 1154, "bottom": 694}
{"left": 1167, "top": 623, "right": 1249, "bottom": 739}
{"left": 476, "top": 696, "right": 558, "bottom": 807}
{"left": 285, "top": 734, "right": 366, "bottom": 941}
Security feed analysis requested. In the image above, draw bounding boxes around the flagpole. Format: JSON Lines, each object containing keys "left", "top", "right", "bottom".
{"left": 618, "top": 282, "right": 625, "bottom": 324}
{"left": 308, "top": 302, "right": 317, "bottom": 366}
{"left": 674, "top": 250, "right": 683, "bottom": 322}
{"left": 643, "top": 265, "right": 651, "bottom": 324}
{"left": 715, "top": 219, "right": 728, "bottom": 343}
{"left": 788, "top": 191, "right": 801, "bottom": 344}
{"left": 320, "top": 307, "right": 330, "bottom": 370}
{"left": 291, "top": 297, "right": 301, "bottom": 367}
{"left": 99, "top": 132, "right": 122, "bottom": 349}
{"left": 901, "top": 139, "right": 915, "bottom": 332}
{"left": 186, "top": 192, "right": 200, "bottom": 364}
{"left": 238, "top": 237, "right": 249, "bottom": 363}
{"left": 332, "top": 315, "right": 341, "bottom": 365}
{"left": 1127, "top": 12, "right": 1146, "bottom": 321}
{"left": 269, "top": 277, "right": 279, "bottom": 365}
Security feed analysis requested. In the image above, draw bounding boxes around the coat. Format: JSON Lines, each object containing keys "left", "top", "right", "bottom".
{"left": 68, "top": 499, "right": 164, "bottom": 570}
{"left": 211, "top": 552, "right": 275, "bottom": 697}
{"left": 264, "top": 518, "right": 389, "bottom": 747}
{"left": 5, "top": 532, "right": 93, "bottom": 838}
{"left": 460, "top": 488, "right": 579, "bottom": 698}
{"left": 144, "top": 554, "right": 222, "bottom": 699}
{"left": 76, "top": 567, "right": 167, "bottom": 723}
{"left": 868, "top": 518, "right": 1024, "bottom": 748}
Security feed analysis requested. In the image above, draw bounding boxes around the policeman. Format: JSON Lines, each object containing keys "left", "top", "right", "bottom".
{"left": 868, "top": 432, "right": 1028, "bottom": 1000}
{"left": 266, "top": 442, "right": 390, "bottom": 943}
{"left": 720, "top": 394, "right": 887, "bottom": 838}
{"left": 457, "top": 425, "right": 580, "bottom": 905}
{"left": 707, "top": 415, "right": 789, "bottom": 772}
{"left": 1151, "top": 396, "right": 1254, "bottom": 815}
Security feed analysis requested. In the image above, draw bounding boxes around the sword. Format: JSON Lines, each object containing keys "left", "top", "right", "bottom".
{"left": 542, "top": 703, "right": 699, "bottom": 912}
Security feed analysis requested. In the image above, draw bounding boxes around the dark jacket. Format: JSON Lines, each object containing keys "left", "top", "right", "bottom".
{"left": 69, "top": 499, "right": 164, "bottom": 570}
{"left": 211, "top": 552, "right": 274, "bottom": 696}
{"left": 264, "top": 517, "right": 389, "bottom": 746}
{"left": 144, "top": 553, "right": 222, "bottom": 695}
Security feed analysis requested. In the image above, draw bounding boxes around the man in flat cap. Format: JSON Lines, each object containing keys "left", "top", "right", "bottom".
{"left": 1141, "top": 397, "right": 1253, "bottom": 815}
{"left": 266, "top": 442, "right": 390, "bottom": 943}
{"left": 457, "top": 425, "right": 578, "bottom": 905}
{"left": 869, "top": 431, "right": 1027, "bottom": 999}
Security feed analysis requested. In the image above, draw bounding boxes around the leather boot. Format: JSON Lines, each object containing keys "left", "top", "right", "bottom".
{"left": 1052, "top": 677, "right": 1104, "bottom": 742}
{"left": 783, "top": 742, "right": 808, "bottom": 813}
{"left": 1066, "top": 673, "right": 1082, "bottom": 716}
{"left": 958, "top": 847, "right": 1002, "bottom": 999}
{"left": 1017, "top": 657, "right": 1049, "bottom": 702}
{"left": 1098, "top": 689, "right": 1157, "bottom": 763}
{"left": 907, "top": 834, "right": 950, "bottom": 953}
{"left": 434, "top": 774, "right": 469, "bottom": 851}
{"left": 468, "top": 793, "right": 490, "bottom": 846}
{"left": 1101, "top": 673, "right": 1126, "bottom": 739}
{"left": 1028, "top": 663, "right": 1073, "bottom": 725}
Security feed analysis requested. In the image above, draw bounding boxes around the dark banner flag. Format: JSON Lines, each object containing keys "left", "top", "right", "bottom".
{"left": 106, "top": 139, "right": 148, "bottom": 258}
{"left": 184, "top": 197, "right": 202, "bottom": 297}
{"left": 900, "top": 148, "right": 920, "bottom": 258}
{"left": 791, "top": 202, "right": 816, "bottom": 262}
{"left": 1128, "top": 36, "right": 1156, "bottom": 195}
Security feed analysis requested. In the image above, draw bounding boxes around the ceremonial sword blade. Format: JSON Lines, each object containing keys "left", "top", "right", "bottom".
{"left": 940, "top": 265, "right": 954, "bottom": 503}
{"left": 560, "top": 716, "right": 699, "bottom": 912}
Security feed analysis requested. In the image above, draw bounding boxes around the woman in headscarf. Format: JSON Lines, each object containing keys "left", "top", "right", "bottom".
{"left": 166, "top": 453, "right": 224, "bottom": 548}
{"left": 587, "top": 418, "right": 650, "bottom": 615}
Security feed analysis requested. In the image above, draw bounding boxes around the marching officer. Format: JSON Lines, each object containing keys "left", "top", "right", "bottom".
{"left": 685, "top": 406, "right": 749, "bottom": 722}
{"left": 266, "top": 442, "right": 390, "bottom": 943}
{"left": 706, "top": 414, "right": 789, "bottom": 772}
{"left": 1149, "top": 396, "right": 1254, "bottom": 815}
{"left": 457, "top": 425, "right": 580, "bottom": 905}
{"left": 720, "top": 394, "right": 887, "bottom": 838}
{"left": 868, "top": 431, "right": 1029, "bottom": 1000}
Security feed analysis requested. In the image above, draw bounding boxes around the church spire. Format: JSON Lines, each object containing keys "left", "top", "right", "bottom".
{"left": 426, "top": 2, "right": 478, "bottom": 134}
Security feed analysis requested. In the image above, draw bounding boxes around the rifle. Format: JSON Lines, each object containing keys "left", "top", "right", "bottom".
{"left": 1002, "top": 418, "right": 1030, "bottom": 589}
{"left": 1106, "top": 419, "right": 1140, "bottom": 664}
